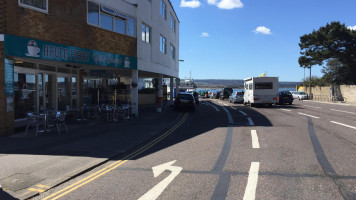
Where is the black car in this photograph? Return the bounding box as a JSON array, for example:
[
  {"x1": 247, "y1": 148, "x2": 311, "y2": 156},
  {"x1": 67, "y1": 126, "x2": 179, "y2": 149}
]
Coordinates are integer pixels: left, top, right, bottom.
[
  {"x1": 174, "y1": 92, "x2": 196, "y2": 111},
  {"x1": 219, "y1": 88, "x2": 233, "y2": 100},
  {"x1": 278, "y1": 91, "x2": 293, "y2": 105}
]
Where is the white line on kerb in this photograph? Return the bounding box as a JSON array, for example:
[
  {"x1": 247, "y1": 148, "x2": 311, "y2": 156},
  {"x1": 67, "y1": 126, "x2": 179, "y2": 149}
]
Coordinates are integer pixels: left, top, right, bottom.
[
  {"x1": 298, "y1": 112, "x2": 320, "y2": 119},
  {"x1": 330, "y1": 109, "x2": 356, "y2": 115},
  {"x1": 239, "y1": 110, "x2": 247, "y2": 116},
  {"x1": 243, "y1": 162, "x2": 260, "y2": 200},
  {"x1": 281, "y1": 108, "x2": 291, "y2": 112},
  {"x1": 330, "y1": 121, "x2": 356, "y2": 130},
  {"x1": 247, "y1": 117, "x2": 254, "y2": 126},
  {"x1": 251, "y1": 130, "x2": 260, "y2": 149},
  {"x1": 223, "y1": 103, "x2": 229, "y2": 106},
  {"x1": 304, "y1": 105, "x2": 322, "y2": 109}
]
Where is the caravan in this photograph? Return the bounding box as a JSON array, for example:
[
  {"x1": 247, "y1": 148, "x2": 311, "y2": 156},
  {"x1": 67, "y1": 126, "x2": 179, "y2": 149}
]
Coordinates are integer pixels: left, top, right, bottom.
[{"x1": 243, "y1": 77, "x2": 279, "y2": 107}]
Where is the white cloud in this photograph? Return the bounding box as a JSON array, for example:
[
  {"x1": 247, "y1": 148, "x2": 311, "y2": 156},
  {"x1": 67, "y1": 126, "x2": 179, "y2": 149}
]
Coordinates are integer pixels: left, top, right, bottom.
[
  {"x1": 347, "y1": 25, "x2": 356, "y2": 31},
  {"x1": 207, "y1": 0, "x2": 243, "y2": 9},
  {"x1": 180, "y1": 0, "x2": 201, "y2": 8},
  {"x1": 201, "y1": 32, "x2": 209, "y2": 37},
  {"x1": 253, "y1": 26, "x2": 272, "y2": 35}
]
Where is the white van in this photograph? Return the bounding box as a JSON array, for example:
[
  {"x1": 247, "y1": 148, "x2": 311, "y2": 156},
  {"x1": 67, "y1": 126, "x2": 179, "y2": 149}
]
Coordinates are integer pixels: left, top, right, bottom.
[{"x1": 243, "y1": 77, "x2": 279, "y2": 107}]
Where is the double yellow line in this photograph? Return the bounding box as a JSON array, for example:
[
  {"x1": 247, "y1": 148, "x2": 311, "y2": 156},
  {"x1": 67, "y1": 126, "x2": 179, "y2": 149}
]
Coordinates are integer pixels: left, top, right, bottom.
[{"x1": 42, "y1": 113, "x2": 188, "y2": 200}]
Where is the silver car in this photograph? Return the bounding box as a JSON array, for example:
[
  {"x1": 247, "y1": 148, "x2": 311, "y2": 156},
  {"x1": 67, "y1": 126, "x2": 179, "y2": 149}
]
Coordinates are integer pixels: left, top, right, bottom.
[
  {"x1": 291, "y1": 91, "x2": 307, "y2": 100},
  {"x1": 229, "y1": 91, "x2": 244, "y2": 103}
]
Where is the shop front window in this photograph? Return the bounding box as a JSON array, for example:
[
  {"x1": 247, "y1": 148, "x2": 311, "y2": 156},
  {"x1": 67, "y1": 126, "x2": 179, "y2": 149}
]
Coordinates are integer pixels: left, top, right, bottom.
[
  {"x1": 58, "y1": 77, "x2": 71, "y2": 111},
  {"x1": 72, "y1": 77, "x2": 77, "y2": 108},
  {"x1": 14, "y1": 73, "x2": 37, "y2": 119}
]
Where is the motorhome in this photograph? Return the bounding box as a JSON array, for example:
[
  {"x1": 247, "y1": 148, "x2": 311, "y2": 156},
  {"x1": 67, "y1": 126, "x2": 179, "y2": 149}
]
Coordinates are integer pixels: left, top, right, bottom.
[{"x1": 243, "y1": 77, "x2": 279, "y2": 107}]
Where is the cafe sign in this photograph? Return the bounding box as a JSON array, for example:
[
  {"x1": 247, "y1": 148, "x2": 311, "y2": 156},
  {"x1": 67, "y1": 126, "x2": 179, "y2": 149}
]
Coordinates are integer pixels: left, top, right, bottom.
[{"x1": 4, "y1": 34, "x2": 137, "y2": 69}]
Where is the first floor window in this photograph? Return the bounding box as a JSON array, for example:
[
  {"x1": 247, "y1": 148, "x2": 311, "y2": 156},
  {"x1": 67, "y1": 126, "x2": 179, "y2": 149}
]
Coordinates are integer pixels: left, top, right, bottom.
[
  {"x1": 115, "y1": 18, "x2": 126, "y2": 34},
  {"x1": 160, "y1": 35, "x2": 166, "y2": 54},
  {"x1": 101, "y1": 13, "x2": 113, "y2": 31},
  {"x1": 88, "y1": 1, "x2": 99, "y2": 25},
  {"x1": 170, "y1": 44, "x2": 175, "y2": 59},
  {"x1": 142, "y1": 24, "x2": 150, "y2": 43},
  {"x1": 19, "y1": 0, "x2": 48, "y2": 12}
]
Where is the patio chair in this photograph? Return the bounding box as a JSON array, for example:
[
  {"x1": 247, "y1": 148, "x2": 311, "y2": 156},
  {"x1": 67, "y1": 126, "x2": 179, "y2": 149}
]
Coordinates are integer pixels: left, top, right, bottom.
[
  {"x1": 56, "y1": 112, "x2": 69, "y2": 135},
  {"x1": 25, "y1": 114, "x2": 45, "y2": 136}
]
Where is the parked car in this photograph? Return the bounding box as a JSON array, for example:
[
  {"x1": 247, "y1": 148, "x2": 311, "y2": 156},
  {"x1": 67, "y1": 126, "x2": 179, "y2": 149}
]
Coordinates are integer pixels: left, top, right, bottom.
[
  {"x1": 174, "y1": 92, "x2": 196, "y2": 111},
  {"x1": 229, "y1": 91, "x2": 244, "y2": 104},
  {"x1": 278, "y1": 91, "x2": 293, "y2": 105},
  {"x1": 188, "y1": 91, "x2": 199, "y2": 104},
  {"x1": 295, "y1": 92, "x2": 308, "y2": 100},
  {"x1": 290, "y1": 91, "x2": 299, "y2": 99},
  {"x1": 219, "y1": 88, "x2": 233, "y2": 100}
]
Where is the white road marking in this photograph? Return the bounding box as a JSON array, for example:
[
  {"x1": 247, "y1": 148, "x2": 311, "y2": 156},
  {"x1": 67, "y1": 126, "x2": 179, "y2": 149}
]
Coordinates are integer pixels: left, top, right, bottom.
[
  {"x1": 239, "y1": 110, "x2": 247, "y2": 116},
  {"x1": 230, "y1": 106, "x2": 237, "y2": 110},
  {"x1": 138, "y1": 160, "x2": 182, "y2": 200},
  {"x1": 330, "y1": 109, "x2": 356, "y2": 115},
  {"x1": 243, "y1": 162, "x2": 260, "y2": 200},
  {"x1": 298, "y1": 112, "x2": 320, "y2": 119},
  {"x1": 304, "y1": 105, "x2": 321, "y2": 109},
  {"x1": 206, "y1": 102, "x2": 220, "y2": 112},
  {"x1": 247, "y1": 117, "x2": 254, "y2": 126},
  {"x1": 221, "y1": 106, "x2": 234, "y2": 124},
  {"x1": 251, "y1": 130, "x2": 260, "y2": 149},
  {"x1": 281, "y1": 108, "x2": 291, "y2": 112},
  {"x1": 330, "y1": 121, "x2": 356, "y2": 130}
]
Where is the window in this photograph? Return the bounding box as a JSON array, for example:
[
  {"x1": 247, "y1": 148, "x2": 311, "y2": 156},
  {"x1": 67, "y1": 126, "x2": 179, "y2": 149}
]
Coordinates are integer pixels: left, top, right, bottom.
[
  {"x1": 127, "y1": 17, "x2": 136, "y2": 37},
  {"x1": 170, "y1": 44, "x2": 175, "y2": 59},
  {"x1": 88, "y1": 1, "x2": 99, "y2": 25},
  {"x1": 101, "y1": 13, "x2": 113, "y2": 31},
  {"x1": 160, "y1": 35, "x2": 166, "y2": 54},
  {"x1": 160, "y1": 0, "x2": 166, "y2": 19},
  {"x1": 170, "y1": 14, "x2": 175, "y2": 31},
  {"x1": 255, "y1": 82, "x2": 273, "y2": 89},
  {"x1": 87, "y1": 1, "x2": 136, "y2": 37},
  {"x1": 248, "y1": 83, "x2": 253, "y2": 90},
  {"x1": 19, "y1": 0, "x2": 48, "y2": 13},
  {"x1": 115, "y1": 18, "x2": 126, "y2": 34},
  {"x1": 142, "y1": 23, "x2": 150, "y2": 43}
]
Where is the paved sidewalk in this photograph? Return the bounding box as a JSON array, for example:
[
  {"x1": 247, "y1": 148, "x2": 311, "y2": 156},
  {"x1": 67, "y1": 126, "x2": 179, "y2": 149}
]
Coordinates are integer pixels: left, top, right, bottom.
[
  {"x1": 303, "y1": 100, "x2": 356, "y2": 107},
  {"x1": 0, "y1": 103, "x2": 183, "y2": 200}
]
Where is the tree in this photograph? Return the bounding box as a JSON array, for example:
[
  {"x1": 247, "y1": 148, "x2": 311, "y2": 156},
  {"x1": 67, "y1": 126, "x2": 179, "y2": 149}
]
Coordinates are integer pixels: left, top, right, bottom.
[{"x1": 298, "y1": 22, "x2": 356, "y2": 84}]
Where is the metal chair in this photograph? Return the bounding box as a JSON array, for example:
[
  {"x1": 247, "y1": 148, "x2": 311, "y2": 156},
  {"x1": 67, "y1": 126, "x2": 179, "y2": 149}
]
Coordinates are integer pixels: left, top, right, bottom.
[
  {"x1": 56, "y1": 112, "x2": 68, "y2": 134},
  {"x1": 25, "y1": 114, "x2": 45, "y2": 136}
]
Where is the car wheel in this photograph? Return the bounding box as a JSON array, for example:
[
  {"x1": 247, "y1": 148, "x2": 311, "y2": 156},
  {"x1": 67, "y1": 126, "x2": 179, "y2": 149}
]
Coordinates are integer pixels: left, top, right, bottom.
[{"x1": 298, "y1": 97, "x2": 300, "y2": 100}]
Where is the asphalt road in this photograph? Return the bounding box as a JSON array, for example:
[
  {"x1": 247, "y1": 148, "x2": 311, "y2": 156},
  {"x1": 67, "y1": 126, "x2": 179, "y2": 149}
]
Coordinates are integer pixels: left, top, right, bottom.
[{"x1": 33, "y1": 99, "x2": 356, "y2": 200}]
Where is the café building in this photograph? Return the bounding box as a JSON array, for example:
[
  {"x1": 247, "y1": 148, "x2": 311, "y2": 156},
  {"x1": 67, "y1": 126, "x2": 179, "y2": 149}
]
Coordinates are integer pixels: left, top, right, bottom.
[
  {"x1": 0, "y1": 0, "x2": 180, "y2": 136},
  {"x1": 0, "y1": 0, "x2": 139, "y2": 135}
]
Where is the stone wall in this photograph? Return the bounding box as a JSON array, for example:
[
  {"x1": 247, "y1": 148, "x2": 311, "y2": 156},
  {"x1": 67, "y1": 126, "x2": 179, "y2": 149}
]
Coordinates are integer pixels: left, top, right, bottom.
[{"x1": 304, "y1": 85, "x2": 356, "y2": 103}]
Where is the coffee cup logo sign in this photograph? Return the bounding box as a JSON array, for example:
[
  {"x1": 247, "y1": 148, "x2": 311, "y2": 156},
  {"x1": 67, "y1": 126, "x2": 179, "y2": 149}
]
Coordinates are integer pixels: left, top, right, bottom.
[
  {"x1": 124, "y1": 56, "x2": 131, "y2": 68},
  {"x1": 25, "y1": 40, "x2": 40, "y2": 57}
]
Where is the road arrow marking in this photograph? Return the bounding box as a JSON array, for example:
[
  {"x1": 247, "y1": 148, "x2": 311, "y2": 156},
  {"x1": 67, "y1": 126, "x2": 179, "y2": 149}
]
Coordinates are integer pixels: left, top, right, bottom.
[{"x1": 138, "y1": 160, "x2": 182, "y2": 200}]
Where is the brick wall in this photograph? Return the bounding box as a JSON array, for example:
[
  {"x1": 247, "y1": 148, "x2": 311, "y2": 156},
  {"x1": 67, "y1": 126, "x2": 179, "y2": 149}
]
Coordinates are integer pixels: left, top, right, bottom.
[
  {"x1": 0, "y1": 0, "x2": 5, "y2": 33},
  {"x1": 0, "y1": 42, "x2": 15, "y2": 136},
  {"x1": 3, "y1": 0, "x2": 136, "y2": 57}
]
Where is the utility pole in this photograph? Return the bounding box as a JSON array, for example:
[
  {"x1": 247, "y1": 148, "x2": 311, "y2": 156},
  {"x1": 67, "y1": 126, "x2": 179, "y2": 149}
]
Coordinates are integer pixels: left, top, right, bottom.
[{"x1": 309, "y1": 65, "x2": 312, "y2": 99}]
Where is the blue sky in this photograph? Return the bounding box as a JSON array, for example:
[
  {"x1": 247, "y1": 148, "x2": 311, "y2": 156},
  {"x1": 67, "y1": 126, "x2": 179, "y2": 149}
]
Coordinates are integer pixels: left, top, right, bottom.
[{"x1": 170, "y1": 0, "x2": 356, "y2": 81}]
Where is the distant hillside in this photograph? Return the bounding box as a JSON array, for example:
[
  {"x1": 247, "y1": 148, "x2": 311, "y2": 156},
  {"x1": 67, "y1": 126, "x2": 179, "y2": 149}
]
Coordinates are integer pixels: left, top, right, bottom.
[{"x1": 193, "y1": 79, "x2": 300, "y2": 88}]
